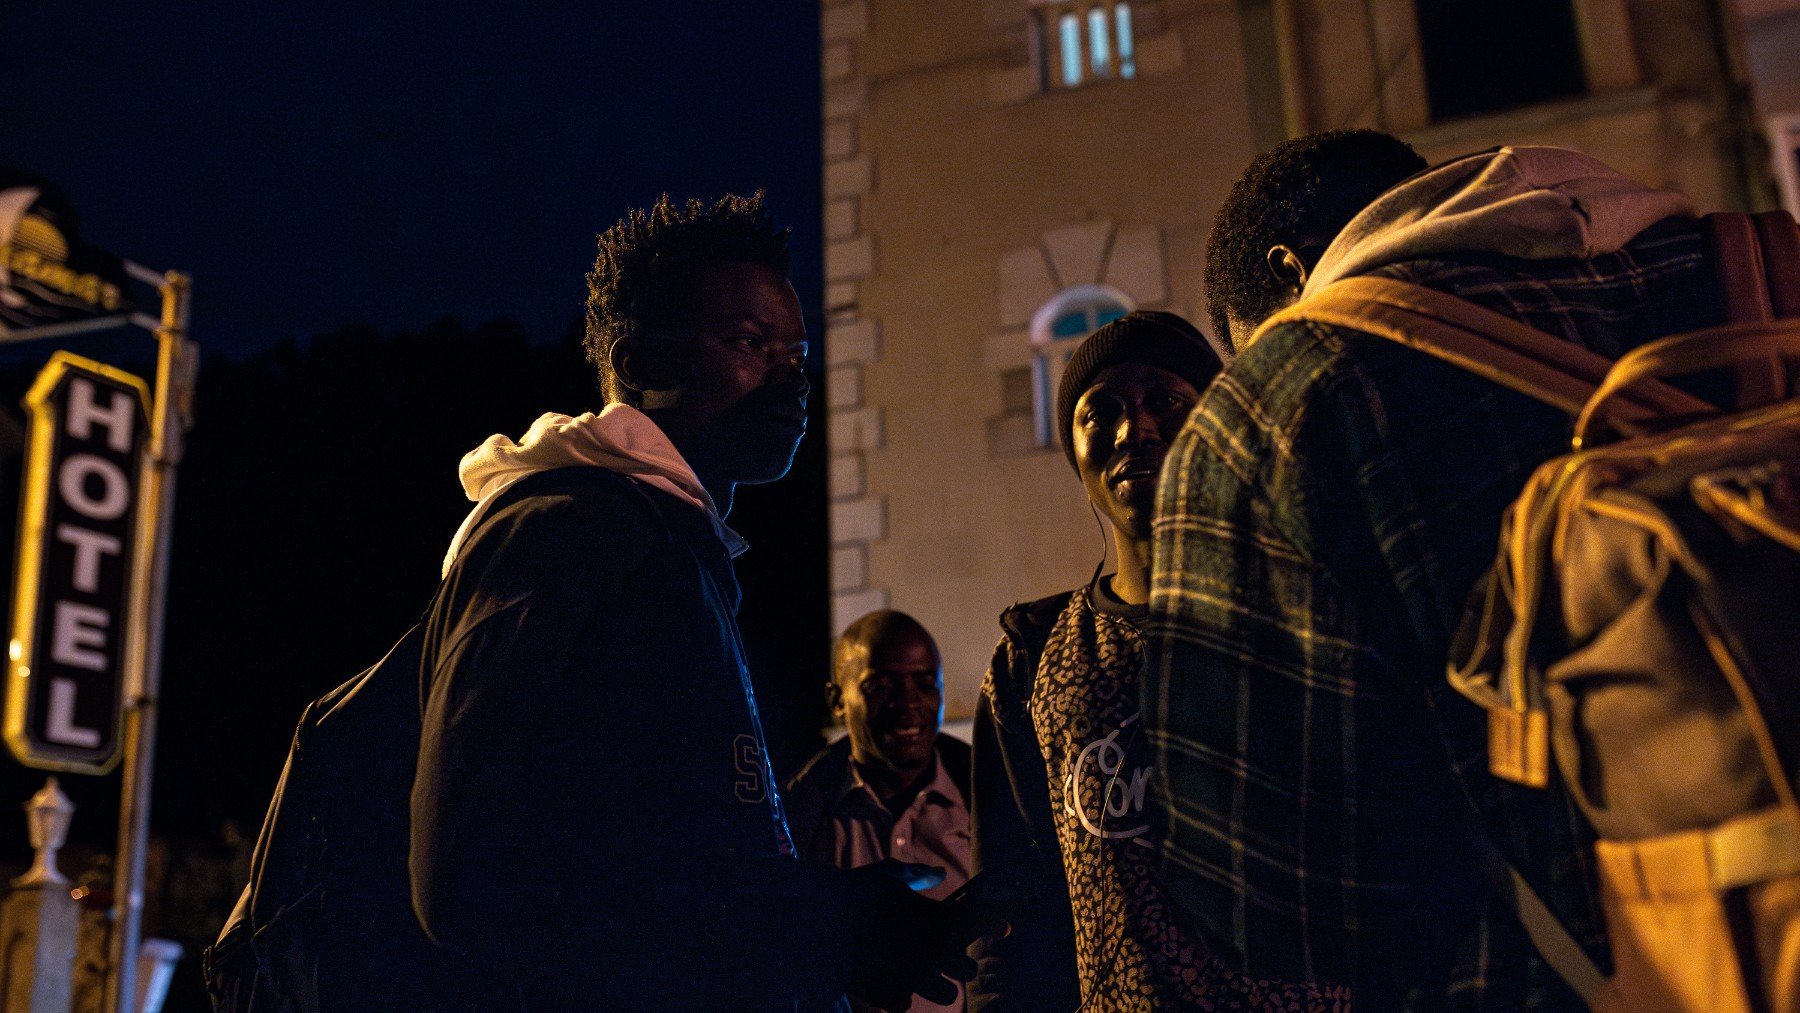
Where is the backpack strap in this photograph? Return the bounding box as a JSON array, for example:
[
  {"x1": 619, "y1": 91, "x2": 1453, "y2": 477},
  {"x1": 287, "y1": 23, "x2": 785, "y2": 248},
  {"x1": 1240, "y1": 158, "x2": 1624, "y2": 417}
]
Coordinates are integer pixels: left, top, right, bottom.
[
  {"x1": 1575, "y1": 320, "x2": 1800, "y2": 446},
  {"x1": 1468, "y1": 828, "x2": 1609, "y2": 1006},
  {"x1": 1255, "y1": 276, "x2": 1714, "y2": 431},
  {"x1": 1756, "y1": 211, "x2": 1800, "y2": 318},
  {"x1": 1702, "y1": 211, "x2": 1800, "y2": 404}
]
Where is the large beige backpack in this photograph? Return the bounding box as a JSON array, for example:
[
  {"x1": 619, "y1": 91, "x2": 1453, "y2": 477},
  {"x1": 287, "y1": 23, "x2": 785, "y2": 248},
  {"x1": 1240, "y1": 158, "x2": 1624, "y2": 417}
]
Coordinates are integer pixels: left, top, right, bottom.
[{"x1": 1263, "y1": 211, "x2": 1800, "y2": 1011}]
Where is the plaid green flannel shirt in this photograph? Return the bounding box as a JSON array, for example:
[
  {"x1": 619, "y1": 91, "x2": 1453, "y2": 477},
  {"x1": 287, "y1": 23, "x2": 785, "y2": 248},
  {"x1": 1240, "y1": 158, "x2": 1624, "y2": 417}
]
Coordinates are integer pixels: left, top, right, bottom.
[{"x1": 1144, "y1": 219, "x2": 1719, "y2": 1009}]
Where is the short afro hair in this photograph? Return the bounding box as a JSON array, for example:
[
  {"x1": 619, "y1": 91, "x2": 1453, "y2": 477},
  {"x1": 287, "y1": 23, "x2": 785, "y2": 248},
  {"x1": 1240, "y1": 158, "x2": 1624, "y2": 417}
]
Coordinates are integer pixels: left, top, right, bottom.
[
  {"x1": 832, "y1": 610, "x2": 937, "y2": 690},
  {"x1": 584, "y1": 192, "x2": 791, "y2": 406},
  {"x1": 1203, "y1": 129, "x2": 1426, "y2": 346}
]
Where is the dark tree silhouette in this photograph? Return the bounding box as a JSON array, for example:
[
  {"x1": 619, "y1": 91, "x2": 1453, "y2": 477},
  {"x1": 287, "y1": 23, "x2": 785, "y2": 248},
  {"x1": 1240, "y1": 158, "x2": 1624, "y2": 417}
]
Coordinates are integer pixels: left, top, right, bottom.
[{"x1": 0, "y1": 317, "x2": 830, "y2": 1010}]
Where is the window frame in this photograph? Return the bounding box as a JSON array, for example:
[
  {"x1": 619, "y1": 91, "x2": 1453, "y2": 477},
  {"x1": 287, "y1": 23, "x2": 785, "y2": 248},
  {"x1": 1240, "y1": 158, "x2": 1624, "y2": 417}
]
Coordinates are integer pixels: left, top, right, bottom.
[
  {"x1": 1413, "y1": 0, "x2": 1586, "y2": 122},
  {"x1": 1036, "y1": 1, "x2": 1137, "y2": 92},
  {"x1": 1027, "y1": 284, "x2": 1135, "y2": 447},
  {"x1": 1772, "y1": 113, "x2": 1800, "y2": 219},
  {"x1": 1268, "y1": 0, "x2": 1641, "y2": 138}
]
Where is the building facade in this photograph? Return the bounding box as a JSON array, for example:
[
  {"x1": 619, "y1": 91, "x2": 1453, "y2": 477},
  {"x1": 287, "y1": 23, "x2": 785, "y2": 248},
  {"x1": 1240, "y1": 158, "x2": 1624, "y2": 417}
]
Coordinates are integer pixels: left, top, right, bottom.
[
  {"x1": 821, "y1": 0, "x2": 1774, "y2": 720},
  {"x1": 1741, "y1": 0, "x2": 1800, "y2": 212}
]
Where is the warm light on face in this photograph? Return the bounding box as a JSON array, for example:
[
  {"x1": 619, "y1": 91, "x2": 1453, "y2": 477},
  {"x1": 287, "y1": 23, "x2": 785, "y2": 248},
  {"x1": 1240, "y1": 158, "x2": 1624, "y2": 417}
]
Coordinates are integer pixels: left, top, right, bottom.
[
  {"x1": 1072, "y1": 363, "x2": 1201, "y2": 539},
  {"x1": 838, "y1": 632, "x2": 942, "y2": 778}
]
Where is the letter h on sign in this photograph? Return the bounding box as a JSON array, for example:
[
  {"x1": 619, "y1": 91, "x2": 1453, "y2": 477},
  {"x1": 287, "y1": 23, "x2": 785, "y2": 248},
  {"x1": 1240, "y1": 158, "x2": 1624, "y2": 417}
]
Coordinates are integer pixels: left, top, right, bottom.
[{"x1": 5, "y1": 353, "x2": 150, "y2": 773}]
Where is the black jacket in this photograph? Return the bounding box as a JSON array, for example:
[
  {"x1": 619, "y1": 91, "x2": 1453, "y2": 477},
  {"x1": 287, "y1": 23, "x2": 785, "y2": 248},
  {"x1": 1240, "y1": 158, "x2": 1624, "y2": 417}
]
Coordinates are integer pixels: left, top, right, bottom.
[
  {"x1": 967, "y1": 591, "x2": 1081, "y2": 1012},
  {"x1": 412, "y1": 465, "x2": 851, "y2": 1009}
]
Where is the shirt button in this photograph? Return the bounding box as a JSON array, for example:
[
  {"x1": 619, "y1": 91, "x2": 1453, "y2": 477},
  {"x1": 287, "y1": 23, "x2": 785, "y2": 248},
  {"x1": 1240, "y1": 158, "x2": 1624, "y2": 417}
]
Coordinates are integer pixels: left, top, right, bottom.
[{"x1": 895, "y1": 836, "x2": 907, "y2": 846}]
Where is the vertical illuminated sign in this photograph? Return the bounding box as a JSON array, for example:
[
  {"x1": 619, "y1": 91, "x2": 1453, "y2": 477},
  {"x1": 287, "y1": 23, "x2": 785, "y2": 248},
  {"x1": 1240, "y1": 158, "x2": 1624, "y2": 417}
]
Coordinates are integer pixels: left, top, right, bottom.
[{"x1": 5, "y1": 353, "x2": 151, "y2": 773}]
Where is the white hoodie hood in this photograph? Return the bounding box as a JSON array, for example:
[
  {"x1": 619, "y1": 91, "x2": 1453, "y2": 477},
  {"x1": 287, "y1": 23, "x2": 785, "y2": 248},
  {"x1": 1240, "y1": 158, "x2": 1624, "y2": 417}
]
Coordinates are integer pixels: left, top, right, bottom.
[
  {"x1": 442, "y1": 404, "x2": 745, "y2": 576},
  {"x1": 1304, "y1": 146, "x2": 1694, "y2": 295}
]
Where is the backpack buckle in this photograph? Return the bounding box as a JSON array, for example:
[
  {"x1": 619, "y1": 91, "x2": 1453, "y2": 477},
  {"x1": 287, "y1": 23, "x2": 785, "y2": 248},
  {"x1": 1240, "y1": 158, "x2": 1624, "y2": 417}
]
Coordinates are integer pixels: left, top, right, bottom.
[{"x1": 1488, "y1": 707, "x2": 1551, "y2": 789}]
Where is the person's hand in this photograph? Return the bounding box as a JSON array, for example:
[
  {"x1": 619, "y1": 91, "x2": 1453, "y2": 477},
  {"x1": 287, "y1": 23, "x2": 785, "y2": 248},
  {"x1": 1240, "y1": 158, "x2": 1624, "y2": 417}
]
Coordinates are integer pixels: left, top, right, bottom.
[{"x1": 842, "y1": 861, "x2": 977, "y2": 1012}]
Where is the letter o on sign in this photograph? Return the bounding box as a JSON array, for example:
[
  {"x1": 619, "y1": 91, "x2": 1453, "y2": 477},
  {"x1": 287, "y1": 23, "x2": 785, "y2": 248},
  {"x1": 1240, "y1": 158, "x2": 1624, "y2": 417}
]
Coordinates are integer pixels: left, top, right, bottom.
[{"x1": 58, "y1": 455, "x2": 130, "y2": 521}]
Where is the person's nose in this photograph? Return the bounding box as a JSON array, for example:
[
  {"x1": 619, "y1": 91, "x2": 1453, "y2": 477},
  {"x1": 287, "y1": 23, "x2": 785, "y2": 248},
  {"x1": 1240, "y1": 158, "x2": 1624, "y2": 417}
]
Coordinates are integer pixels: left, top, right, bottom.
[
  {"x1": 1115, "y1": 403, "x2": 1163, "y2": 452},
  {"x1": 762, "y1": 351, "x2": 809, "y2": 399},
  {"x1": 765, "y1": 341, "x2": 810, "y2": 396},
  {"x1": 900, "y1": 678, "x2": 935, "y2": 711}
]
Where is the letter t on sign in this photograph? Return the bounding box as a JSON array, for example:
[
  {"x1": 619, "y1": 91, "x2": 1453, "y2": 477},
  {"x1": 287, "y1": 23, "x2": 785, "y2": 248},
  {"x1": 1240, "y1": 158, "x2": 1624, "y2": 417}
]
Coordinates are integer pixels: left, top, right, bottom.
[{"x1": 55, "y1": 525, "x2": 121, "y2": 594}]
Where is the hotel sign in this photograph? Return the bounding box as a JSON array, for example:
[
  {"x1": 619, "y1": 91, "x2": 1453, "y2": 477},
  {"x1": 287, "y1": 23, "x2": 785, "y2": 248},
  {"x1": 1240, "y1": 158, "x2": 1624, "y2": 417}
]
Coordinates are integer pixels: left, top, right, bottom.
[{"x1": 6, "y1": 353, "x2": 151, "y2": 773}]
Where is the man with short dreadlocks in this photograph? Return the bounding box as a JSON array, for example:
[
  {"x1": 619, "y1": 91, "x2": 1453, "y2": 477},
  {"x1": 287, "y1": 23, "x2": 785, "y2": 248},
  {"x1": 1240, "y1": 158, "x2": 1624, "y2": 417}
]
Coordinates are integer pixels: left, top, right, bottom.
[{"x1": 411, "y1": 194, "x2": 975, "y2": 1010}]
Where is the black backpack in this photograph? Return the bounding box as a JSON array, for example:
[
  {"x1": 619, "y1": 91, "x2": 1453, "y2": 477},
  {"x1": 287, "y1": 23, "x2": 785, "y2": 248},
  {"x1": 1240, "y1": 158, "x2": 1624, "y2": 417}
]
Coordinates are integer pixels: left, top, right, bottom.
[
  {"x1": 202, "y1": 471, "x2": 609, "y2": 1012},
  {"x1": 203, "y1": 623, "x2": 520, "y2": 1012}
]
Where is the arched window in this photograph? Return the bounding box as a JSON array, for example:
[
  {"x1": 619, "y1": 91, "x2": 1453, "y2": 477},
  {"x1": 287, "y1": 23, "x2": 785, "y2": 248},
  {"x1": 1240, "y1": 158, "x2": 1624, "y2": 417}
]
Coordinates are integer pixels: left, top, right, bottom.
[{"x1": 1028, "y1": 285, "x2": 1133, "y2": 446}]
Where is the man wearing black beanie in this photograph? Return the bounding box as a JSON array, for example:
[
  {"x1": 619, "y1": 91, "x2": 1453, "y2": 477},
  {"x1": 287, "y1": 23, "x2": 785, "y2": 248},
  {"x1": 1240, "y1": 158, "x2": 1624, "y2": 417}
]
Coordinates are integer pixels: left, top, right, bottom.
[
  {"x1": 1051, "y1": 310, "x2": 1227, "y2": 473},
  {"x1": 968, "y1": 312, "x2": 1348, "y2": 1010}
]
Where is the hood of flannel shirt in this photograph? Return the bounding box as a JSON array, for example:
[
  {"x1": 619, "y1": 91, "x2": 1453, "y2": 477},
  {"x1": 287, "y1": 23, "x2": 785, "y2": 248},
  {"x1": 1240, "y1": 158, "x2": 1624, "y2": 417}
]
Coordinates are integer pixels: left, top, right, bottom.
[{"x1": 1305, "y1": 145, "x2": 1694, "y2": 295}]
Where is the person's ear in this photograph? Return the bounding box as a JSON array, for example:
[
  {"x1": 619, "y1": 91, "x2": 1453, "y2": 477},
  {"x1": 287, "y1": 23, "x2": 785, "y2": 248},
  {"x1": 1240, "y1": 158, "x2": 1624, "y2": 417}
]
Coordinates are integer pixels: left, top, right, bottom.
[
  {"x1": 1266, "y1": 244, "x2": 1310, "y2": 293},
  {"x1": 825, "y1": 679, "x2": 845, "y2": 721},
  {"x1": 611, "y1": 333, "x2": 692, "y2": 394}
]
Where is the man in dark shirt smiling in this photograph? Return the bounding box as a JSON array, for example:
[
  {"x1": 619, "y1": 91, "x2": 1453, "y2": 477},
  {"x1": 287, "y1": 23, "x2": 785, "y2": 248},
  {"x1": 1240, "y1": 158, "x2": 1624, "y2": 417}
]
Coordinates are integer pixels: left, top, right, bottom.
[{"x1": 788, "y1": 610, "x2": 974, "y2": 1013}]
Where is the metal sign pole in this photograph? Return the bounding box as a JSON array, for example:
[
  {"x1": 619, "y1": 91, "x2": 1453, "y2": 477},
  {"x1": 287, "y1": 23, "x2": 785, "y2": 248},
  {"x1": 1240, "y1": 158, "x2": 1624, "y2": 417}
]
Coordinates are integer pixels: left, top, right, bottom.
[{"x1": 107, "y1": 272, "x2": 193, "y2": 1013}]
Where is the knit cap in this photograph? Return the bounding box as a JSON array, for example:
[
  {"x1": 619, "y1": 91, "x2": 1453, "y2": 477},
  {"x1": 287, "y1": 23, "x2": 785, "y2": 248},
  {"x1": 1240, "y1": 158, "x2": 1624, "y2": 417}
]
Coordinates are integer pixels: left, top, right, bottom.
[{"x1": 1055, "y1": 310, "x2": 1224, "y2": 469}]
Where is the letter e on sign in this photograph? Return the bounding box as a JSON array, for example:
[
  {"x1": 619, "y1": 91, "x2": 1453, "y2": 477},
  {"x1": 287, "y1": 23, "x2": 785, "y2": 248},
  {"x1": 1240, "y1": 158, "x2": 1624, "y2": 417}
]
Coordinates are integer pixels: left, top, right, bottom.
[{"x1": 5, "y1": 354, "x2": 150, "y2": 773}]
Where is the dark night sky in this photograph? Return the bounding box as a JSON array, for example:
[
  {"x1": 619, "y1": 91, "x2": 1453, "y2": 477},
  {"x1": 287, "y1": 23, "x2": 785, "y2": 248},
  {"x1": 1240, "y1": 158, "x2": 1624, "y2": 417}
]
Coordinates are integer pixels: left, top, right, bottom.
[
  {"x1": 0, "y1": 1, "x2": 824, "y2": 352},
  {"x1": 0, "y1": 8, "x2": 830, "y2": 992}
]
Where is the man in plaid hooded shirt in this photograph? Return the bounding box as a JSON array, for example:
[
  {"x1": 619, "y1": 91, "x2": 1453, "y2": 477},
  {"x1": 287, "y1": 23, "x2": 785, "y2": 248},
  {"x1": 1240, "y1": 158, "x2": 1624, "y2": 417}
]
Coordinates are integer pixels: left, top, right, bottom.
[{"x1": 1145, "y1": 130, "x2": 1716, "y2": 1008}]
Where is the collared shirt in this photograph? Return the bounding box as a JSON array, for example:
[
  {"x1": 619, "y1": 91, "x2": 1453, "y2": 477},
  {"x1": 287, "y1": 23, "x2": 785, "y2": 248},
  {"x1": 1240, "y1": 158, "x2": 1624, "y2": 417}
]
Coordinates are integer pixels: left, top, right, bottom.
[
  {"x1": 806, "y1": 744, "x2": 973, "y2": 1013},
  {"x1": 821, "y1": 750, "x2": 974, "y2": 903},
  {"x1": 1145, "y1": 219, "x2": 1716, "y2": 1009}
]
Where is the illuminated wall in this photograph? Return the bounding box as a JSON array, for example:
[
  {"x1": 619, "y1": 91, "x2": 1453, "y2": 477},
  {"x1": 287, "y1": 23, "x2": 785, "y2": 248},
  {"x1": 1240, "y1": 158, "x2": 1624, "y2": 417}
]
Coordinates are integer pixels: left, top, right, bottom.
[
  {"x1": 822, "y1": 0, "x2": 1764, "y2": 721},
  {"x1": 1739, "y1": 0, "x2": 1800, "y2": 213}
]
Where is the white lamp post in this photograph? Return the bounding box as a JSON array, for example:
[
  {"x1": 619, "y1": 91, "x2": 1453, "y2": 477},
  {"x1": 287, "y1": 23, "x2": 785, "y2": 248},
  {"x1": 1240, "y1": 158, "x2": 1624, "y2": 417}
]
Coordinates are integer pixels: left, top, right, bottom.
[{"x1": 16, "y1": 776, "x2": 73, "y2": 888}]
